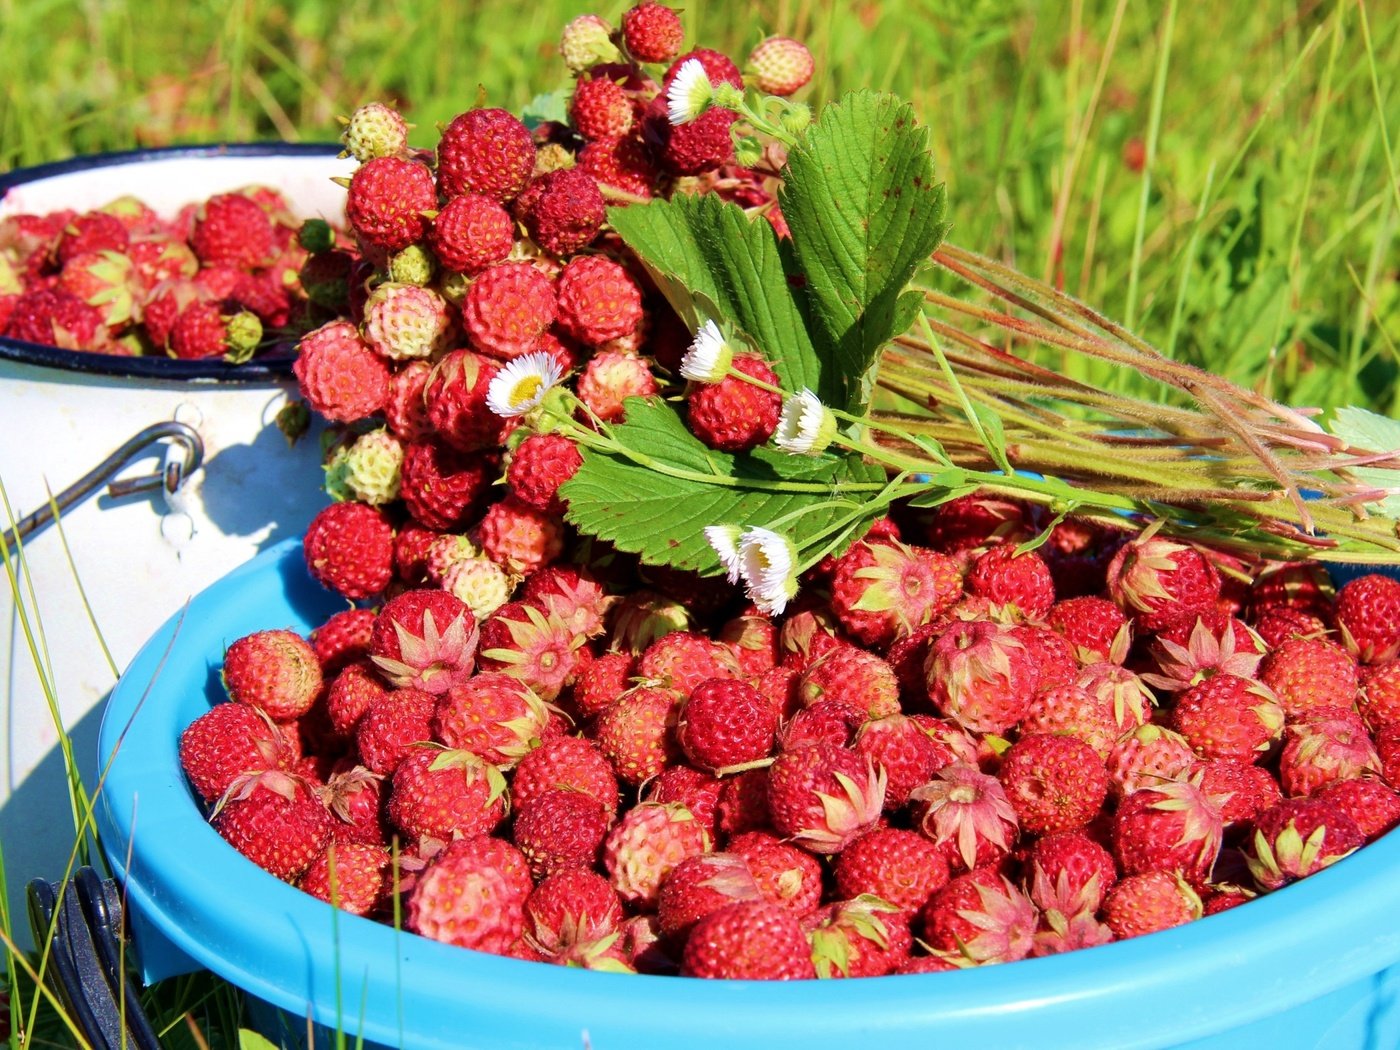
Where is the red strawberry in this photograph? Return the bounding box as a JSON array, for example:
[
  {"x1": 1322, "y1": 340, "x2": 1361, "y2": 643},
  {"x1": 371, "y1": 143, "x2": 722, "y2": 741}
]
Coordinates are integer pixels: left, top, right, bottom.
[
  {"x1": 1026, "y1": 830, "x2": 1117, "y2": 915},
  {"x1": 436, "y1": 108, "x2": 536, "y2": 203},
  {"x1": 1047, "y1": 596, "x2": 1129, "y2": 663},
  {"x1": 680, "y1": 901, "x2": 815, "y2": 980},
  {"x1": 168, "y1": 300, "x2": 263, "y2": 361},
  {"x1": 571, "y1": 650, "x2": 638, "y2": 718},
  {"x1": 399, "y1": 441, "x2": 492, "y2": 532},
  {"x1": 370, "y1": 590, "x2": 478, "y2": 693},
  {"x1": 656, "y1": 852, "x2": 763, "y2": 947},
  {"x1": 642, "y1": 765, "x2": 722, "y2": 838},
  {"x1": 966, "y1": 543, "x2": 1055, "y2": 619},
  {"x1": 463, "y1": 262, "x2": 558, "y2": 361},
  {"x1": 714, "y1": 768, "x2": 772, "y2": 837},
  {"x1": 303, "y1": 501, "x2": 395, "y2": 601},
  {"x1": 676, "y1": 677, "x2": 777, "y2": 773},
  {"x1": 727, "y1": 830, "x2": 823, "y2": 914},
  {"x1": 511, "y1": 734, "x2": 620, "y2": 822},
  {"x1": 407, "y1": 835, "x2": 533, "y2": 954},
  {"x1": 766, "y1": 743, "x2": 885, "y2": 854},
  {"x1": 833, "y1": 828, "x2": 950, "y2": 914},
  {"x1": 603, "y1": 801, "x2": 711, "y2": 907},
  {"x1": 1103, "y1": 871, "x2": 1201, "y2": 939},
  {"x1": 1019, "y1": 684, "x2": 1119, "y2": 758},
  {"x1": 386, "y1": 747, "x2": 507, "y2": 842},
  {"x1": 555, "y1": 255, "x2": 644, "y2": 348},
  {"x1": 1076, "y1": 661, "x2": 1155, "y2": 735},
  {"x1": 594, "y1": 684, "x2": 682, "y2": 785},
  {"x1": 1111, "y1": 778, "x2": 1224, "y2": 887},
  {"x1": 852, "y1": 713, "x2": 948, "y2": 810},
  {"x1": 1170, "y1": 673, "x2": 1284, "y2": 763},
  {"x1": 925, "y1": 620, "x2": 1038, "y2": 735},
  {"x1": 685, "y1": 352, "x2": 782, "y2": 452},
  {"x1": 1258, "y1": 636, "x2": 1358, "y2": 715},
  {"x1": 294, "y1": 320, "x2": 391, "y2": 423},
  {"x1": 570, "y1": 73, "x2": 636, "y2": 141},
  {"x1": 1334, "y1": 574, "x2": 1400, "y2": 664},
  {"x1": 310, "y1": 608, "x2": 378, "y2": 675},
  {"x1": 1360, "y1": 661, "x2": 1400, "y2": 731},
  {"x1": 506, "y1": 433, "x2": 583, "y2": 516},
  {"x1": 805, "y1": 896, "x2": 912, "y2": 978},
  {"x1": 1105, "y1": 531, "x2": 1221, "y2": 631},
  {"x1": 191, "y1": 192, "x2": 278, "y2": 269},
  {"x1": 1313, "y1": 777, "x2": 1400, "y2": 841},
  {"x1": 298, "y1": 842, "x2": 391, "y2": 917},
  {"x1": 323, "y1": 661, "x2": 387, "y2": 738},
  {"x1": 1252, "y1": 606, "x2": 1329, "y2": 649},
  {"x1": 345, "y1": 156, "x2": 436, "y2": 251},
  {"x1": 1197, "y1": 759, "x2": 1282, "y2": 831},
  {"x1": 920, "y1": 868, "x2": 1038, "y2": 965},
  {"x1": 909, "y1": 762, "x2": 1019, "y2": 874},
  {"x1": 512, "y1": 788, "x2": 611, "y2": 879},
  {"x1": 424, "y1": 349, "x2": 509, "y2": 452},
  {"x1": 55, "y1": 210, "x2": 129, "y2": 266},
  {"x1": 622, "y1": 3, "x2": 685, "y2": 63},
  {"x1": 476, "y1": 600, "x2": 583, "y2": 701},
  {"x1": 579, "y1": 134, "x2": 659, "y2": 199},
  {"x1": 828, "y1": 538, "x2": 963, "y2": 651},
  {"x1": 1277, "y1": 705, "x2": 1380, "y2": 797},
  {"x1": 1244, "y1": 798, "x2": 1363, "y2": 891},
  {"x1": 318, "y1": 762, "x2": 389, "y2": 846},
  {"x1": 637, "y1": 631, "x2": 739, "y2": 697},
  {"x1": 430, "y1": 193, "x2": 514, "y2": 275},
  {"x1": 1105, "y1": 723, "x2": 1199, "y2": 798},
  {"x1": 354, "y1": 688, "x2": 437, "y2": 776},
  {"x1": 222, "y1": 629, "x2": 322, "y2": 722},
  {"x1": 435, "y1": 672, "x2": 554, "y2": 768},
  {"x1": 799, "y1": 645, "x2": 900, "y2": 720},
  {"x1": 212, "y1": 769, "x2": 333, "y2": 882},
  {"x1": 997, "y1": 733, "x2": 1108, "y2": 835},
  {"x1": 180, "y1": 702, "x2": 292, "y2": 804}
]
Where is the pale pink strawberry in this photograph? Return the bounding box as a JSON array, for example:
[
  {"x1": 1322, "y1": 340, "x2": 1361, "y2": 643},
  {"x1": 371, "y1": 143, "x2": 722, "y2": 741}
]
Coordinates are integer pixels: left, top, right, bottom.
[
  {"x1": 476, "y1": 600, "x2": 585, "y2": 701},
  {"x1": 369, "y1": 590, "x2": 478, "y2": 693},
  {"x1": 1244, "y1": 798, "x2": 1364, "y2": 891},
  {"x1": 764, "y1": 743, "x2": 885, "y2": 854},
  {"x1": 806, "y1": 896, "x2": 913, "y2": 978},
  {"x1": 211, "y1": 769, "x2": 333, "y2": 882},
  {"x1": 1112, "y1": 777, "x2": 1224, "y2": 887},
  {"x1": 1076, "y1": 661, "x2": 1155, "y2": 734},
  {"x1": 575, "y1": 349, "x2": 658, "y2": 422},
  {"x1": 920, "y1": 868, "x2": 1038, "y2": 965},
  {"x1": 408, "y1": 835, "x2": 533, "y2": 954},
  {"x1": 386, "y1": 746, "x2": 508, "y2": 842},
  {"x1": 1019, "y1": 684, "x2": 1119, "y2": 757},
  {"x1": 908, "y1": 763, "x2": 1019, "y2": 874},
  {"x1": 997, "y1": 734, "x2": 1109, "y2": 835},
  {"x1": 475, "y1": 498, "x2": 564, "y2": 576},
  {"x1": 604, "y1": 801, "x2": 712, "y2": 907},
  {"x1": 1314, "y1": 777, "x2": 1400, "y2": 840},
  {"x1": 1103, "y1": 871, "x2": 1201, "y2": 939},
  {"x1": 1170, "y1": 673, "x2": 1285, "y2": 763},
  {"x1": 966, "y1": 543, "x2": 1055, "y2": 619},
  {"x1": 925, "y1": 620, "x2": 1038, "y2": 735},
  {"x1": 594, "y1": 684, "x2": 682, "y2": 785},
  {"x1": 1105, "y1": 531, "x2": 1222, "y2": 631},
  {"x1": 833, "y1": 827, "x2": 950, "y2": 914},
  {"x1": 827, "y1": 538, "x2": 962, "y2": 649},
  {"x1": 1277, "y1": 705, "x2": 1380, "y2": 797},
  {"x1": 434, "y1": 672, "x2": 554, "y2": 769},
  {"x1": 1047, "y1": 596, "x2": 1130, "y2": 664},
  {"x1": 1259, "y1": 637, "x2": 1359, "y2": 716},
  {"x1": 511, "y1": 734, "x2": 620, "y2": 822},
  {"x1": 1335, "y1": 573, "x2": 1400, "y2": 664},
  {"x1": 1105, "y1": 723, "x2": 1199, "y2": 798}
]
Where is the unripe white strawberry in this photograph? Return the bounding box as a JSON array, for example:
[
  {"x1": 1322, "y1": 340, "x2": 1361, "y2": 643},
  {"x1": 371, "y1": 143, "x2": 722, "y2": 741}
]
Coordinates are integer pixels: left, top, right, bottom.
[{"x1": 747, "y1": 37, "x2": 814, "y2": 96}]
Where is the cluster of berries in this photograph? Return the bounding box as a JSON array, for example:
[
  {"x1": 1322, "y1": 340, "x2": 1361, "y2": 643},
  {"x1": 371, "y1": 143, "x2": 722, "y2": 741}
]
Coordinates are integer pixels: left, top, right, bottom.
[
  {"x1": 0, "y1": 186, "x2": 329, "y2": 360},
  {"x1": 179, "y1": 484, "x2": 1400, "y2": 979},
  {"x1": 289, "y1": 5, "x2": 814, "y2": 621}
]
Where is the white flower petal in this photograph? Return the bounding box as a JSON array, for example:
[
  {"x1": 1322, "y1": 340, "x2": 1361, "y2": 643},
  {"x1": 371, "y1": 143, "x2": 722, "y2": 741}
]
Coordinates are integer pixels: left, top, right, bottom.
[
  {"x1": 678, "y1": 319, "x2": 733, "y2": 383},
  {"x1": 486, "y1": 350, "x2": 565, "y2": 417},
  {"x1": 738, "y1": 526, "x2": 799, "y2": 616},
  {"x1": 703, "y1": 524, "x2": 744, "y2": 584},
  {"x1": 774, "y1": 388, "x2": 833, "y2": 455},
  {"x1": 666, "y1": 58, "x2": 713, "y2": 126}
]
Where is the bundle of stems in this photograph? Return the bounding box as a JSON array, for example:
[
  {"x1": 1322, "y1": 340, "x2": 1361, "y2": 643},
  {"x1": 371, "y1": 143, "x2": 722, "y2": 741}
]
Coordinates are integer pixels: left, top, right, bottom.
[{"x1": 869, "y1": 244, "x2": 1400, "y2": 563}]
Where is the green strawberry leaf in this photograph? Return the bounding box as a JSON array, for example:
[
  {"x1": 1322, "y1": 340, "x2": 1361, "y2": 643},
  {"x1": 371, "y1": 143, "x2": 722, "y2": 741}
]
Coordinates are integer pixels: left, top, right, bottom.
[
  {"x1": 520, "y1": 87, "x2": 570, "y2": 129},
  {"x1": 607, "y1": 194, "x2": 830, "y2": 402},
  {"x1": 1329, "y1": 406, "x2": 1400, "y2": 518},
  {"x1": 560, "y1": 397, "x2": 887, "y2": 575},
  {"x1": 779, "y1": 90, "x2": 951, "y2": 414}
]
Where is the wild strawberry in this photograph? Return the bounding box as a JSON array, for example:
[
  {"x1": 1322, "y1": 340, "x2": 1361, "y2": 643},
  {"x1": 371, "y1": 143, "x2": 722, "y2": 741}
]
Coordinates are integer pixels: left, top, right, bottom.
[
  {"x1": 1103, "y1": 871, "x2": 1201, "y2": 939},
  {"x1": 387, "y1": 746, "x2": 507, "y2": 842},
  {"x1": 1244, "y1": 798, "x2": 1364, "y2": 891},
  {"x1": 638, "y1": 631, "x2": 739, "y2": 697},
  {"x1": 511, "y1": 734, "x2": 620, "y2": 822},
  {"x1": 54, "y1": 210, "x2": 128, "y2": 266},
  {"x1": 622, "y1": 3, "x2": 684, "y2": 63},
  {"x1": 575, "y1": 349, "x2": 659, "y2": 422},
  {"x1": 180, "y1": 703, "x2": 292, "y2": 804},
  {"x1": 997, "y1": 734, "x2": 1108, "y2": 835},
  {"x1": 427, "y1": 193, "x2": 512, "y2": 275},
  {"x1": 381, "y1": 360, "x2": 435, "y2": 444},
  {"x1": 56, "y1": 249, "x2": 139, "y2": 332},
  {"x1": 354, "y1": 688, "x2": 437, "y2": 776},
  {"x1": 345, "y1": 156, "x2": 436, "y2": 251},
  {"x1": 579, "y1": 134, "x2": 658, "y2": 199},
  {"x1": 1105, "y1": 531, "x2": 1221, "y2": 631},
  {"x1": 341, "y1": 429, "x2": 406, "y2": 507},
  {"x1": 443, "y1": 557, "x2": 516, "y2": 621},
  {"x1": 675, "y1": 677, "x2": 777, "y2": 773},
  {"x1": 925, "y1": 620, "x2": 1038, "y2": 735},
  {"x1": 294, "y1": 320, "x2": 391, "y2": 423},
  {"x1": 642, "y1": 765, "x2": 722, "y2": 838},
  {"x1": 168, "y1": 300, "x2": 262, "y2": 361},
  {"x1": 833, "y1": 827, "x2": 950, "y2": 914},
  {"x1": 852, "y1": 713, "x2": 948, "y2": 810},
  {"x1": 1112, "y1": 777, "x2": 1224, "y2": 886},
  {"x1": 312, "y1": 604, "x2": 377, "y2": 672},
  {"x1": 780, "y1": 698, "x2": 863, "y2": 751},
  {"x1": 920, "y1": 868, "x2": 1038, "y2": 965},
  {"x1": 595, "y1": 684, "x2": 681, "y2": 785},
  {"x1": 663, "y1": 47, "x2": 744, "y2": 91},
  {"x1": 1314, "y1": 776, "x2": 1400, "y2": 840},
  {"x1": 212, "y1": 769, "x2": 333, "y2": 882},
  {"x1": 966, "y1": 544, "x2": 1055, "y2": 619},
  {"x1": 339, "y1": 101, "x2": 409, "y2": 162},
  {"x1": 726, "y1": 830, "x2": 822, "y2": 914},
  {"x1": 475, "y1": 498, "x2": 565, "y2": 576},
  {"x1": 1026, "y1": 830, "x2": 1117, "y2": 915},
  {"x1": 1019, "y1": 684, "x2": 1118, "y2": 757},
  {"x1": 299, "y1": 842, "x2": 391, "y2": 916},
  {"x1": 523, "y1": 868, "x2": 624, "y2": 960},
  {"x1": 1047, "y1": 597, "x2": 1129, "y2": 663},
  {"x1": 555, "y1": 255, "x2": 643, "y2": 348},
  {"x1": 222, "y1": 629, "x2": 322, "y2": 722},
  {"x1": 1253, "y1": 606, "x2": 1329, "y2": 649},
  {"x1": 1198, "y1": 759, "x2": 1281, "y2": 831},
  {"x1": 1144, "y1": 618, "x2": 1265, "y2": 693},
  {"x1": 681, "y1": 900, "x2": 815, "y2": 980},
  {"x1": 1170, "y1": 673, "x2": 1284, "y2": 763},
  {"x1": 604, "y1": 801, "x2": 711, "y2": 907},
  {"x1": 1249, "y1": 560, "x2": 1335, "y2": 617},
  {"x1": 570, "y1": 650, "x2": 637, "y2": 718},
  {"x1": 512, "y1": 788, "x2": 611, "y2": 879},
  {"x1": 909, "y1": 763, "x2": 1019, "y2": 874},
  {"x1": 806, "y1": 896, "x2": 913, "y2": 978},
  {"x1": 397, "y1": 443, "x2": 488, "y2": 532},
  {"x1": 370, "y1": 589, "x2": 478, "y2": 693},
  {"x1": 408, "y1": 835, "x2": 533, "y2": 954},
  {"x1": 794, "y1": 645, "x2": 898, "y2": 722},
  {"x1": 436, "y1": 108, "x2": 536, "y2": 203},
  {"x1": 460, "y1": 262, "x2": 555, "y2": 361},
  {"x1": 765, "y1": 742, "x2": 884, "y2": 854},
  {"x1": 919, "y1": 493, "x2": 1032, "y2": 556},
  {"x1": 1105, "y1": 723, "x2": 1199, "y2": 798},
  {"x1": 190, "y1": 192, "x2": 277, "y2": 269},
  {"x1": 434, "y1": 672, "x2": 554, "y2": 768},
  {"x1": 303, "y1": 501, "x2": 395, "y2": 601},
  {"x1": 361, "y1": 282, "x2": 453, "y2": 362},
  {"x1": 657, "y1": 852, "x2": 762, "y2": 947},
  {"x1": 1012, "y1": 623, "x2": 1078, "y2": 690},
  {"x1": 747, "y1": 36, "x2": 814, "y2": 96},
  {"x1": 685, "y1": 352, "x2": 782, "y2": 452},
  {"x1": 318, "y1": 761, "x2": 389, "y2": 846},
  {"x1": 520, "y1": 169, "x2": 606, "y2": 256},
  {"x1": 1335, "y1": 573, "x2": 1400, "y2": 664},
  {"x1": 570, "y1": 73, "x2": 635, "y2": 140},
  {"x1": 4, "y1": 287, "x2": 109, "y2": 350},
  {"x1": 505, "y1": 433, "x2": 583, "y2": 516},
  {"x1": 1277, "y1": 705, "x2": 1380, "y2": 797},
  {"x1": 1076, "y1": 661, "x2": 1155, "y2": 734},
  {"x1": 1359, "y1": 661, "x2": 1400, "y2": 731}
]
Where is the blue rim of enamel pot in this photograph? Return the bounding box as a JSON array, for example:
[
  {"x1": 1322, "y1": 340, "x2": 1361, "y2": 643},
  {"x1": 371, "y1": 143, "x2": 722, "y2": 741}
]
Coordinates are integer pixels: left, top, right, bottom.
[
  {"x1": 0, "y1": 142, "x2": 342, "y2": 383},
  {"x1": 95, "y1": 538, "x2": 1400, "y2": 1050}
]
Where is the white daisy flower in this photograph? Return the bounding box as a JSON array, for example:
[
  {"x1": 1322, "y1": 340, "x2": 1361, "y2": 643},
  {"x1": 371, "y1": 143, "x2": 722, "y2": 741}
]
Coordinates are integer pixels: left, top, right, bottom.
[
  {"x1": 678, "y1": 319, "x2": 734, "y2": 383},
  {"x1": 703, "y1": 524, "x2": 745, "y2": 584},
  {"x1": 486, "y1": 350, "x2": 565, "y2": 417},
  {"x1": 773, "y1": 389, "x2": 837, "y2": 455},
  {"x1": 738, "y1": 526, "x2": 800, "y2": 616},
  {"x1": 666, "y1": 58, "x2": 713, "y2": 126}
]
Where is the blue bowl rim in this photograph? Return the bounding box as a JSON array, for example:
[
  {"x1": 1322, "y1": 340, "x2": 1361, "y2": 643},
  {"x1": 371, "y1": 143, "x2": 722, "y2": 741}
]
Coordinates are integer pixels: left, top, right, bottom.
[
  {"x1": 0, "y1": 142, "x2": 342, "y2": 384},
  {"x1": 96, "y1": 539, "x2": 1400, "y2": 1050}
]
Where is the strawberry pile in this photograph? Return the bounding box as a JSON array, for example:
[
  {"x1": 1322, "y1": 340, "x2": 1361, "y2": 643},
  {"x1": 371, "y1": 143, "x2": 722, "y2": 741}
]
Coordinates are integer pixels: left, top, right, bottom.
[
  {"x1": 0, "y1": 185, "x2": 339, "y2": 360},
  {"x1": 182, "y1": 493, "x2": 1400, "y2": 978}
]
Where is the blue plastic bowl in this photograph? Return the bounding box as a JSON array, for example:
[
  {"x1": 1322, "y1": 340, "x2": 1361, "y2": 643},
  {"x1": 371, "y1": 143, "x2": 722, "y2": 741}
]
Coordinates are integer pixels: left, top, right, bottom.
[{"x1": 97, "y1": 539, "x2": 1400, "y2": 1050}]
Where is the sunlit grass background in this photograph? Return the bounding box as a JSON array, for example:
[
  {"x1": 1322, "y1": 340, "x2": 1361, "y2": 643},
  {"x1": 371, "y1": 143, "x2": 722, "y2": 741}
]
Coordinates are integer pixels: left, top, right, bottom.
[{"x1": 1, "y1": 0, "x2": 1397, "y2": 1045}]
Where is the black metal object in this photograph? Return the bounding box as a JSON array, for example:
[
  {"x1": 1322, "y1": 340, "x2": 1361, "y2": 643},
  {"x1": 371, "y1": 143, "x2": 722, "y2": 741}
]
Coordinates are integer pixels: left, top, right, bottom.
[{"x1": 26, "y1": 867, "x2": 162, "y2": 1050}]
